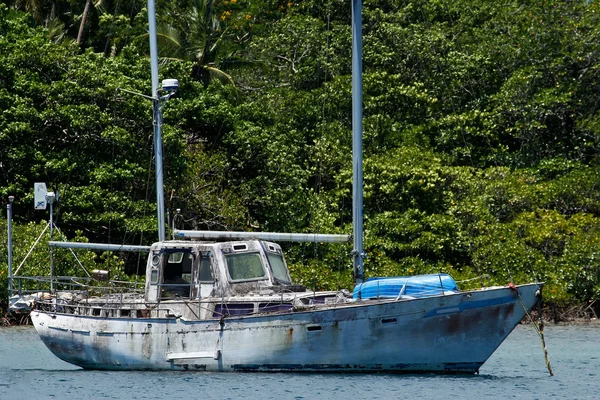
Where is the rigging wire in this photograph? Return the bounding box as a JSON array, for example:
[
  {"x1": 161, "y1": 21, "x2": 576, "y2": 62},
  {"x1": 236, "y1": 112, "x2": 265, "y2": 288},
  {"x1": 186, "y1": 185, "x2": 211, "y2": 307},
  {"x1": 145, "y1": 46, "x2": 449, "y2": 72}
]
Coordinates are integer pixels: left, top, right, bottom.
[
  {"x1": 299, "y1": 0, "x2": 335, "y2": 291},
  {"x1": 111, "y1": 89, "x2": 154, "y2": 280},
  {"x1": 107, "y1": 91, "x2": 117, "y2": 270},
  {"x1": 135, "y1": 123, "x2": 156, "y2": 278}
]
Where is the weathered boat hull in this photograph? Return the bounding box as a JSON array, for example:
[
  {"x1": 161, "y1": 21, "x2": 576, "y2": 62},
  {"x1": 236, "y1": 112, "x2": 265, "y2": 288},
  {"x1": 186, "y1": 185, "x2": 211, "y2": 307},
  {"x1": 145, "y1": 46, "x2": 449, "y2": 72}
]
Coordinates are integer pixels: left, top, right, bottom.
[{"x1": 30, "y1": 283, "x2": 540, "y2": 373}]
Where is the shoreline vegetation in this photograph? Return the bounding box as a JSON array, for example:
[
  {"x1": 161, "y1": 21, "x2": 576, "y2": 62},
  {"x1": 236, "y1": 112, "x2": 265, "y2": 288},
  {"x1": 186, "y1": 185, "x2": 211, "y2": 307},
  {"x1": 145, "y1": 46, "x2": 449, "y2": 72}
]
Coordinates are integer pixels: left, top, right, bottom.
[
  {"x1": 2, "y1": 1, "x2": 600, "y2": 320},
  {"x1": 2, "y1": 301, "x2": 598, "y2": 328}
]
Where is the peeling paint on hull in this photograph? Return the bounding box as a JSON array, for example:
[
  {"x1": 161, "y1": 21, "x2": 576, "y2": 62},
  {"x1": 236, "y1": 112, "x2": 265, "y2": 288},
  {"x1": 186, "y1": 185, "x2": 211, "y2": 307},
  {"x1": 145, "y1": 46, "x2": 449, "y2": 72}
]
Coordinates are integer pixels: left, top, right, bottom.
[{"x1": 30, "y1": 283, "x2": 540, "y2": 373}]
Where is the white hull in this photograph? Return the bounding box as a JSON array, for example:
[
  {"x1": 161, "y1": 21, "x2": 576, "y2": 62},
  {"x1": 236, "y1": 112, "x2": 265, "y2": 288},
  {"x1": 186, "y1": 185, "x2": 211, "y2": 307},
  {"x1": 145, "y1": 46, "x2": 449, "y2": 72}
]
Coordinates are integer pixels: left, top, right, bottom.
[{"x1": 30, "y1": 283, "x2": 540, "y2": 373}]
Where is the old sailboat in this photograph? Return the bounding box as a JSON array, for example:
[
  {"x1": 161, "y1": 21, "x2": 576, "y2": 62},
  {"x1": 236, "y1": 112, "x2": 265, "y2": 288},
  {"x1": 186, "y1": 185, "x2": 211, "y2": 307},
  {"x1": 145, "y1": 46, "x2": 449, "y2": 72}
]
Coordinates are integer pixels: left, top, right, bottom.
[{"x1": 22, "y1": 0, "x2": 543, "y2": 372}]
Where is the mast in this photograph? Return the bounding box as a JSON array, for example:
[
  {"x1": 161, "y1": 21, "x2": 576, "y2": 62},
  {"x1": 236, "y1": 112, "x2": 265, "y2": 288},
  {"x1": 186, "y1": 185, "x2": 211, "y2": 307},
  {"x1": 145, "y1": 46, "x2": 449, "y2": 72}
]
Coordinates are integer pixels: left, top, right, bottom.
[
  {"x1": 7, "y1": 196, "x2": 14, "y2": 297},
  {"x1": 147, "y1": 0, "x2": 166, "y2": 241},
  {"x1": 351, "y1": 0, "x2": 364, "y2": 283}
]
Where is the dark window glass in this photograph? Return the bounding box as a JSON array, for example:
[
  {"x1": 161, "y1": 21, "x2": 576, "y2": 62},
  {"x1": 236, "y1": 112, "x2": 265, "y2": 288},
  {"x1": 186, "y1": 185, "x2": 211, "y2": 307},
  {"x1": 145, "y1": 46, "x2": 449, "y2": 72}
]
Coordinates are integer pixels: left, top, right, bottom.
[
  {"x1": 267, "y1": 253, "x2": 290, "y2": 283},
  {"x1": 199, "y1": 257, "x2": 213, "y2": 282}
]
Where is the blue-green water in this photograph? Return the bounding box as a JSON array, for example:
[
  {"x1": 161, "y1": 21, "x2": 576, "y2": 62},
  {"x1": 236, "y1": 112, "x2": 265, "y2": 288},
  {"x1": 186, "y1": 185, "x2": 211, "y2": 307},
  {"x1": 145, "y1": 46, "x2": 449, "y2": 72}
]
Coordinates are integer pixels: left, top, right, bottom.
[{"x1": 1, "y1": 324, "x2": 598, "y2": 399}]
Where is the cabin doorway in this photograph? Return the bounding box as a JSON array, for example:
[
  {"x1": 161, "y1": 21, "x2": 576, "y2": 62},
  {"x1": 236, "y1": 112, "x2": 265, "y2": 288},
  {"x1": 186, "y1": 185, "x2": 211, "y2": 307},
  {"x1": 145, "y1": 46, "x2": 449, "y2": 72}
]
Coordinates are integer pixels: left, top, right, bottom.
[{"x1": 161, "y1": 250, "x2": 193, "y2": 299}]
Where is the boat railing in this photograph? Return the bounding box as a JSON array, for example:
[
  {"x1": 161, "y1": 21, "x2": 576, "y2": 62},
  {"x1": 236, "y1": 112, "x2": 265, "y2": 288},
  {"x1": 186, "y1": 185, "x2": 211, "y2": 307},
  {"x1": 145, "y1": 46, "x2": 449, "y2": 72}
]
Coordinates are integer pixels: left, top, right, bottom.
[
  {"x1": 9, "y1": 275, "x2": 145, "y2": 309},
  {"x1": 31, "y1": 297, "x2": 184, "y2": 319},
  {"x1": 11, "y1": 275, "x2": 144, "y2": 294}
]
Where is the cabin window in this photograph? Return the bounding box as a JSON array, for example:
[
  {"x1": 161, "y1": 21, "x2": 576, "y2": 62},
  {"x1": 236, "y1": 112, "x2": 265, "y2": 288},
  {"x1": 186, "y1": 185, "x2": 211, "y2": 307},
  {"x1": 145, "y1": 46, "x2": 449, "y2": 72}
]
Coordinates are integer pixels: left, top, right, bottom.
[
  {"x1": 258, "y1": 303, "x2": 293, "y2": 313},
  {"x1": 213, "y1": 303, "x2": 255, "y2": 317},
  {"x1": 266, "y1": 253, "x2": 290, "y2": 283},
  {"x1": 168, "y1": 252, "x2": 183, "y2": 262},
  {"x1": 199, "y1": 257, "x2": 213, "y2": 282},
  {"x1": 161, "y1": 251, "x2": 193, "y2": 298},
  {"x1": 225, "y1": 252, "x2": 266, "y2": 281}
]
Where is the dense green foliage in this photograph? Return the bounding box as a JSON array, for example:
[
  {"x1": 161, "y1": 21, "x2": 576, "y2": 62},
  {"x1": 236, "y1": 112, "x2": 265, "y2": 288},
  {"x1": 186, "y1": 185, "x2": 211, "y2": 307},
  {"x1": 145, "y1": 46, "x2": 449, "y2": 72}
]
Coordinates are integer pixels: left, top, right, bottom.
[{"x1": 2, "y1": 0, "x2": 600, "y2": 306}]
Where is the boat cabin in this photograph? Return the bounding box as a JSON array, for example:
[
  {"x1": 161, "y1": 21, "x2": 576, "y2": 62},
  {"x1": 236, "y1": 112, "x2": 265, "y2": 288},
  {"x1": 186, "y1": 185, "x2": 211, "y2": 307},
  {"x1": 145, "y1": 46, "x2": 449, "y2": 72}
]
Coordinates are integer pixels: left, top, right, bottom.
[{"x1": 144, "y1": 240, "x2": 295, "y2": 302}]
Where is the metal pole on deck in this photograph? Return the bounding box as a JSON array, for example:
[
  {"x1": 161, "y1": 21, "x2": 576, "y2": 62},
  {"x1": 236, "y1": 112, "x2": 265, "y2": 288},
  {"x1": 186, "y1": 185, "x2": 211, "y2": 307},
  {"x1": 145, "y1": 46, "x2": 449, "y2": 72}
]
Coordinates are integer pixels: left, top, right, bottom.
[
  {"x1": 47, "y1": 192, "x2": 56, "y2": 293},
  {"x1": 117, "y1": 3, "x2": 176, "y2": 243},
  {"x1": 7, "y1": 196, "x2": 14, "y2": 297},
  {"x1": 153, "y1": 101, "x2": 165, "y2": 242},
  {"x1": 351, "y1": 0, "x2": 365, "y2": 284},
  {"x1": 147, "y1": 0, "x2": 166, "y2": 242}
]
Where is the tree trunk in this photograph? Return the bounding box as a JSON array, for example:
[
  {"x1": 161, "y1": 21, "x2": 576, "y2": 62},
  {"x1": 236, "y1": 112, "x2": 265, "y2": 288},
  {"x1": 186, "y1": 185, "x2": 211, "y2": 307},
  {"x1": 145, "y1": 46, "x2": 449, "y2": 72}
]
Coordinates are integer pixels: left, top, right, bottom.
[{"x1": 77, "y1": 0, "x2": 92, "y2": 45}]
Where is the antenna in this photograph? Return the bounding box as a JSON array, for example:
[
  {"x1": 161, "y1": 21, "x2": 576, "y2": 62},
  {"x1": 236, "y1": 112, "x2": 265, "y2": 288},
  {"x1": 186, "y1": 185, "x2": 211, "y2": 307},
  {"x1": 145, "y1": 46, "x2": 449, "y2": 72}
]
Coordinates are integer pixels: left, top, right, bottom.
[
  {"x1": 161, "y1": 79, "x2": 179, "y2": 94},
  {"x1": 34, "y1": 182, "x2": 58, "y2": 292}
]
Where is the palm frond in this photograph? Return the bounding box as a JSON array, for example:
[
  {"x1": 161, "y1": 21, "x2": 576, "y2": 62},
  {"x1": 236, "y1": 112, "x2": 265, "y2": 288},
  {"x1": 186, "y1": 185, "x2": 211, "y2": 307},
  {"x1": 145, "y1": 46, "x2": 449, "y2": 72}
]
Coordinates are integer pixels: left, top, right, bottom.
[
  {"x1": 46, "y1": 17, "x2": 68, "y2": 44},
  {"x1": 153, "y1": 0, "x2": 234, "y2": 86},
  {"x1": 156, "y1": 25, "x2": 184, "y2": 60},
  {"x1": 94, "y1": 0, "x2": 109, "y2": 16},
  {"x1": 206, "y1": 66, "x2": 235, "y2": 86},
  {"x1": 158, "y1": 57, "x2": 186, "y2": 67}
]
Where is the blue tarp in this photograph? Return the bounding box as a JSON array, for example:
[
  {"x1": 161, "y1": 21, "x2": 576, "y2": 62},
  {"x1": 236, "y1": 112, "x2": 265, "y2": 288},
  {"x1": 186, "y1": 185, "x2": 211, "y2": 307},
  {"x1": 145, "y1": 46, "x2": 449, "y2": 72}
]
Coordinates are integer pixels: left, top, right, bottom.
[{"x1": 352, "y1": 274, "x2": 459, "y2": 299}]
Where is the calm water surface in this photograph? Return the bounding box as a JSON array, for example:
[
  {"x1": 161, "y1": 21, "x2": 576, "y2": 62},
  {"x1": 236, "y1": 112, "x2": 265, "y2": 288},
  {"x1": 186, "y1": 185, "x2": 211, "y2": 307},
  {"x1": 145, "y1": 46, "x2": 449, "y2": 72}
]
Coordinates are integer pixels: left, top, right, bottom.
[{"x1": 1, "y1": 324, "x2": 599, "y2": 399}]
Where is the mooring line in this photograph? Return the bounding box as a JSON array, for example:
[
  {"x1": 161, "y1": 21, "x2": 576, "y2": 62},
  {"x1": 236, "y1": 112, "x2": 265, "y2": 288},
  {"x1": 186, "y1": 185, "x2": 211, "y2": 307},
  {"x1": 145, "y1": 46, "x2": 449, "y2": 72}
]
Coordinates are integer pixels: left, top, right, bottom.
[{"x1": 510, "y1": 284, "x2": 554, "y2": 376}]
